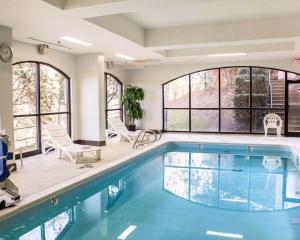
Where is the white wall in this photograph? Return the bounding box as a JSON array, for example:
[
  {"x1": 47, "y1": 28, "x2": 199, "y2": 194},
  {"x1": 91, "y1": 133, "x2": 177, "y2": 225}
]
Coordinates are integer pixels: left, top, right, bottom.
[
  {"x1": 0, "y1": 25, "x2": 14, "y2": 147},
  {"x1": 76, "y1": 54, "x2": 107, "y2": 142},
  {"x1": 127, "y1": 60, "x2": 300, "y2": 130},
  {"x1": 13, "y1": 40, "x2": 130, "y2": 143},
  {"x1": 105, "y1": 64, "x2": 128, "y2": 85},
  {"x1": 12, "y1": 40, "x2": 79, "y2": 139}
]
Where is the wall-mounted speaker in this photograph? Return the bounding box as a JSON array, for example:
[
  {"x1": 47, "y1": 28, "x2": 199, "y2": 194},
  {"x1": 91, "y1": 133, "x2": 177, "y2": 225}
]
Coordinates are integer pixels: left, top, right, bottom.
[
  {"x1": 106, "y1": 61, "x2": 114, "y2": 69},
  {"x1": 38, "y1": 44, "x2": 49, "y2": 55}
]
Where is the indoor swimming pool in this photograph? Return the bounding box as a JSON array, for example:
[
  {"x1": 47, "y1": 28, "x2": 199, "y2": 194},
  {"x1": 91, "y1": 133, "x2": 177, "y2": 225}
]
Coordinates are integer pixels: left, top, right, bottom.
[{"x1": 1, "y1": 142, "x2": 300, "y2": 240}]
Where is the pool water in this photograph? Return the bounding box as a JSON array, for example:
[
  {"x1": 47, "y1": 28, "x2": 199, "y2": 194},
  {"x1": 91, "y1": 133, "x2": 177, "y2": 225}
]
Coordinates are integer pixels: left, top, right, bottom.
[{"x1": 1, "y1": 143, "x2": 300, "y2": 240}]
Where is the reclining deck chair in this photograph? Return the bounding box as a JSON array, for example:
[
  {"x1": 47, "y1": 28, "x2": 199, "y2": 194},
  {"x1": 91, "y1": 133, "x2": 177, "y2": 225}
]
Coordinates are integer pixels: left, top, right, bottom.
[
  {"x1": 107, "y1": 117, "x2": 139, "y2": 143},
  {"x1": 45, "y1": 125, "x2": 101, "y2": 163}
]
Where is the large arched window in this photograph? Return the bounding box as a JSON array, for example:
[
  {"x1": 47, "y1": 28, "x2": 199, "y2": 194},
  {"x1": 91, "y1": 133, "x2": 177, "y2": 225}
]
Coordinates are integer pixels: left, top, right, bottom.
[
  {"x1": 13, "y1": 62, "x2": 71, "y2": 157},
  {"x1": 105, "y1": 73, "x2": 123, "y2": 128},
  {"x1": 163, "y1": 67, "x2": 300, "y2": 136}
]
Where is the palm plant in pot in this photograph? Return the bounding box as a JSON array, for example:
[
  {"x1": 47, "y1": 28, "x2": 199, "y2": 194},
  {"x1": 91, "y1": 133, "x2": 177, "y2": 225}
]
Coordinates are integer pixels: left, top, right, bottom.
[{"x1": 122, "y1": 85, "x2": 144, "y2": 131}]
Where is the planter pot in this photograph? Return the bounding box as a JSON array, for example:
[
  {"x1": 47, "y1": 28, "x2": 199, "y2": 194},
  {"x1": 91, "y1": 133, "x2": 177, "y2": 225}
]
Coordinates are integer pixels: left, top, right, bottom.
[{"x1": 126, "y1": 124, "x2": 136, "y2": 131}]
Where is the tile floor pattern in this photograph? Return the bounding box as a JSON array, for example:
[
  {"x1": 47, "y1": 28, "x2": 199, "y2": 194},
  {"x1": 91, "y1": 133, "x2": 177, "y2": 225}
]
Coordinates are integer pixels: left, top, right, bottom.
[{"x1": 2, "y1": 133, "x2": 300, "y2": 218}]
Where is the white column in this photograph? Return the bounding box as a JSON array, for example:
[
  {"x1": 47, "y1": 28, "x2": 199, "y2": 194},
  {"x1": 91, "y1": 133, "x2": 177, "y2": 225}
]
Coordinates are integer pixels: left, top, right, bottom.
[
  {"x1": 97, "y1": 55, "x2": 106, "y2": 142},
  {"x1": 0, "y1": 25, "x2": 14, "y2": 149},
  {"x1": 76, "y1": 53, "x2": 106, "y2": 144}
]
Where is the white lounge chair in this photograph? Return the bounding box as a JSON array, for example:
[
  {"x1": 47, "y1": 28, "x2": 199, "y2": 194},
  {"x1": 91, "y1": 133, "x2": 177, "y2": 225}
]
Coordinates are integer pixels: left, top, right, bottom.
[
  {"x1": 106, "y1": 117, "x2": 139, "y2": 143},
  {"x1": 263, "y1": 113, "x2": 283, "y2": 137},
  {"x1": 45, "y1": 124, "x2": 101, "y2": 163}
]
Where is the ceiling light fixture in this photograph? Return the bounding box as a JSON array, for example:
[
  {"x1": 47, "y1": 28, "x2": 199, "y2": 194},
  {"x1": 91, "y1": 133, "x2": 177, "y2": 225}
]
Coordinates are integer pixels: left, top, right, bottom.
[
  {"x1": 206, "y1": 230, "x2": 243, "y2": 239},
  {"x1": 116, "y1": 54, "x2": 135, "y2": 61},
  {"x1": 208, "y1": 53, "x2": 246, "y2": 57},
  {"x1": 60, "y1": 36, "x2": 92, "y2": 46},
  {"x1": 118, "y1": 225, "x2": 137, "y2": 240}
]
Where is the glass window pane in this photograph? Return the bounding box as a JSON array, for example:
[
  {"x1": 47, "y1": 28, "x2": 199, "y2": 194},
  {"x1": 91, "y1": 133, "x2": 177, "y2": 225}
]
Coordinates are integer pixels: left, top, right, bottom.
[
  {"x1": 44, "y1": 210, "x2": 72, "y2": 240},
  {"x1": 252, "y1": 68, "x2": 285, "y2": 108},
  {"x1": 287, "y1": 72, "x2": 300, "y2": 81},
  {"x1": 191, "y1": 153, "x2": 219, "y2": 168},
  {"x1": 106, "y1": 75, "x2": 122, "y2": 109},
  {"x1": 191, "y1": 70, "x2": 219, "y2": 108},
  {"x1": 252, "y1": 68, "x2": 269, "y2": 108},
  {"x1": 164, "y1": 152, "x2": 189, "y2": 167},
  {"x1": 164, "y1": 76, "x2": 189, "y2": 108},
  {"x1": 14, "y1": 117, "x2": 38, "y2": 153},
  {"x1": 40, "y1": 64, "x2": 68, "y2": 113},
  {"x1": 191, "y1": 110, "x2": 219, "y2": 132},
  {"x1": 221, "y1": 67, "x2": 250, "y2": 108},
  {"x1": 107, "y1": 110, "x2": 122, "y2": 120},
  {"x1": 219, "y1": 171, "x2": 249, "y2": 210},
  {"x1": 190, "y1": 169, "x2": 218, "y2": 206},
  {"x1": 164, "y1": 167, "x2": 189, "y2": 199},
  {"x1": 13, "y1": 63, "x2": 37, "y2": 115},
  {"x1": 286, "y1": 172, "x2": 300, "y2": 200},
  {"x1": 252, "y1": 109, "x2": 284, "y2": 133},
  {"x1": 288, "y1": 83, "x2": 300, "y2": 133},
  {"x1": 250, "y1": 173, "x2": 283, "y2": 211},
  {"x1": 41, "y1": 114, "x2": 68, "y2": 142},
  {"x1": 106, "y1": 110, "x2": 122, "y2": 129},
  {"x1": 221, "y1": 109, "x2": 250, "y2": 132},
  {"x1": 220, "y1": 154, "x2": 250, "y2": 172},
  {"x1": 19, "y1": 226, "x2": 42, "y2": 240},
  {"x1": 164, "y1": 109, "x2": 189, "y2": 131}
]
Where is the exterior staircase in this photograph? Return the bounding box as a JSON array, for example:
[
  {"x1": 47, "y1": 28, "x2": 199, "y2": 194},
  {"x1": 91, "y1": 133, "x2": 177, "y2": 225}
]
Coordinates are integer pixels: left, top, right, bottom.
[
  {"x1": 270, "y1": 79, "x2": 285, "y2": 109},
  {"x1": 269, "y1": 79, "x2": 285, "y2": 132}
]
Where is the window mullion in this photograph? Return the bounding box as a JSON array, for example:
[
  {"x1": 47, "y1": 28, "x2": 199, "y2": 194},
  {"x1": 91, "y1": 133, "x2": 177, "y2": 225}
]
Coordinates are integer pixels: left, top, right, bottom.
[
  {"x1": 250, "y1": 67, "x2": 253, "y2": 133},
  {"x1": 189, "y1": 74, "x2": 191, "y2": 132},
  {"x1": 36, "y1": 63, "x2": 42, "y2": 153}
]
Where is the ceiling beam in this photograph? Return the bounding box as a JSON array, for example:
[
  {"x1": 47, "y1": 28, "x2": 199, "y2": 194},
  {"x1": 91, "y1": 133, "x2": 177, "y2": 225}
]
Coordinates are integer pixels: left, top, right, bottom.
[
  {"x1": 87, "y1": 14, "x2": 145, "y2": 46},
  {"x1": 164, "y1": 42, "x2": 296, "y2": 57},
  {"x1": 145, "y1": 15, "x2": 300, "y2": 50},
  {"x1": 64, "y1": 0, "x2": 214, "y2": 19}
]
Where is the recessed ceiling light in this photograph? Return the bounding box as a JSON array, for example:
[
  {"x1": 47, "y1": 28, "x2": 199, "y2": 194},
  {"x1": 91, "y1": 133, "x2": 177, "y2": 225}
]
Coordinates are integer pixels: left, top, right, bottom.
[
  {"x1": 116, "y1": 54, "x2": 135, "y2": 61},
  {"x1": 206, "y1": 230, "x2": 243, "y2": 239},
  {"x1": 60, "y1": 36, "x2": 92, "y2": 46},
  {"x1": 208, "y1": 53, "x2": 246, "y2": 57},
  {"x1": 118, "y1": 225, "x2": 137, "y2": 240}
]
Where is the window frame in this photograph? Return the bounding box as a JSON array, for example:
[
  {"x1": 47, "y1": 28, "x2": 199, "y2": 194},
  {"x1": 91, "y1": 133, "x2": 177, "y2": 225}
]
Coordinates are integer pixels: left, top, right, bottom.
[
  {"x1": 162, "y1": 66, "x2": 299, "y2": 135},
  {"x1": 105, "y1": 73, "x2": 123, "y2": 129},
  {"x1": 13, "y1": 61, "x2": 71, "y2": 158}
]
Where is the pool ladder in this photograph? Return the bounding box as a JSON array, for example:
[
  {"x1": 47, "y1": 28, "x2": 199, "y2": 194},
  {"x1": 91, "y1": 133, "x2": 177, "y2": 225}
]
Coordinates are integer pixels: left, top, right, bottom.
[
  {"x1": 198, "y1": 144, "x2": 204, "y2": 151},
  {"x1": 133, "y1": 130, "x2": 162, "y2": 149},
  {"x1": 248, "y1": 145, "x2": 254, "y2": 152}
]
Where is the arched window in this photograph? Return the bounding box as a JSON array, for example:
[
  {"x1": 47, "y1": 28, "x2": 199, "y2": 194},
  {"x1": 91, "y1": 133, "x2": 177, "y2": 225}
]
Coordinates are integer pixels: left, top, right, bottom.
[
  {"x1": 105, "y1": 73, "x2": 123, "y2": 128},
  {"x1": 13, "y1": 62, "x2": 71, "y2": 157},
  {"x1": 163, "y1": 67, "x2": 300, "y2": 136}
]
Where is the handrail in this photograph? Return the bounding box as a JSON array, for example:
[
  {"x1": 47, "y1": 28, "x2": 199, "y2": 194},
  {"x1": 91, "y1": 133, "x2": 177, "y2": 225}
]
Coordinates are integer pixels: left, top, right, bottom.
[{"x1": 133, "y1": 130, "x2": 161, "y2": 149}]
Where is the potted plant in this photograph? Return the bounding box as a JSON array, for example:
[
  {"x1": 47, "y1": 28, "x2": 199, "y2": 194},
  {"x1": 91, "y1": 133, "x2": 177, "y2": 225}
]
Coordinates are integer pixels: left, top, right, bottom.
[{"x1": 122, "y1": 85, "x2": 144, "y2": 131}]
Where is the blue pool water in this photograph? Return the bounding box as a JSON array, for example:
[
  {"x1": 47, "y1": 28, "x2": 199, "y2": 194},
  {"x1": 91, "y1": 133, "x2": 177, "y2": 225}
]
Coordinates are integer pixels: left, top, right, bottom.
[{"x1": 1, "y1": 142, "x2": 300, "y2": 240}]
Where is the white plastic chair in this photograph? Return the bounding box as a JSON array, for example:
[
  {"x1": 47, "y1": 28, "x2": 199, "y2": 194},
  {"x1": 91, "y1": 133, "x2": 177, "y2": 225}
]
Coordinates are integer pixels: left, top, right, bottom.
[
  {"x1": 263, "y1": 156, "x2": 282, "y2": 170},
  {"x1": 45, "y1": 124, "x2": 101, "y2": 163},
  {"x1": 107, "y1": 117, "x2": 139, "y2": 143},
  {"x1": 263, "y1": 113, "x2": 283, "y2": 137}
]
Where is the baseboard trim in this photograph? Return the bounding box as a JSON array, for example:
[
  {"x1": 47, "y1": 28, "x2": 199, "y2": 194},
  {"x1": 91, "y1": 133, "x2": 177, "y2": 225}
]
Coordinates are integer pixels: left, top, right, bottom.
[{"x1": 74, "y1": 140, "x2": 106, "y2": 146}]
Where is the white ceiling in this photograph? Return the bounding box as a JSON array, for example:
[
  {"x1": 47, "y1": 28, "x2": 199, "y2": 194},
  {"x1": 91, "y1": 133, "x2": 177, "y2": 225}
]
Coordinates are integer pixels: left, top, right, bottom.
[
  {"x1": 126, "y1": 0, "x2": 300, "y2": 28},
  {"x1": 0, "y1": 0, "x2": 299, "y2": 67}
]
